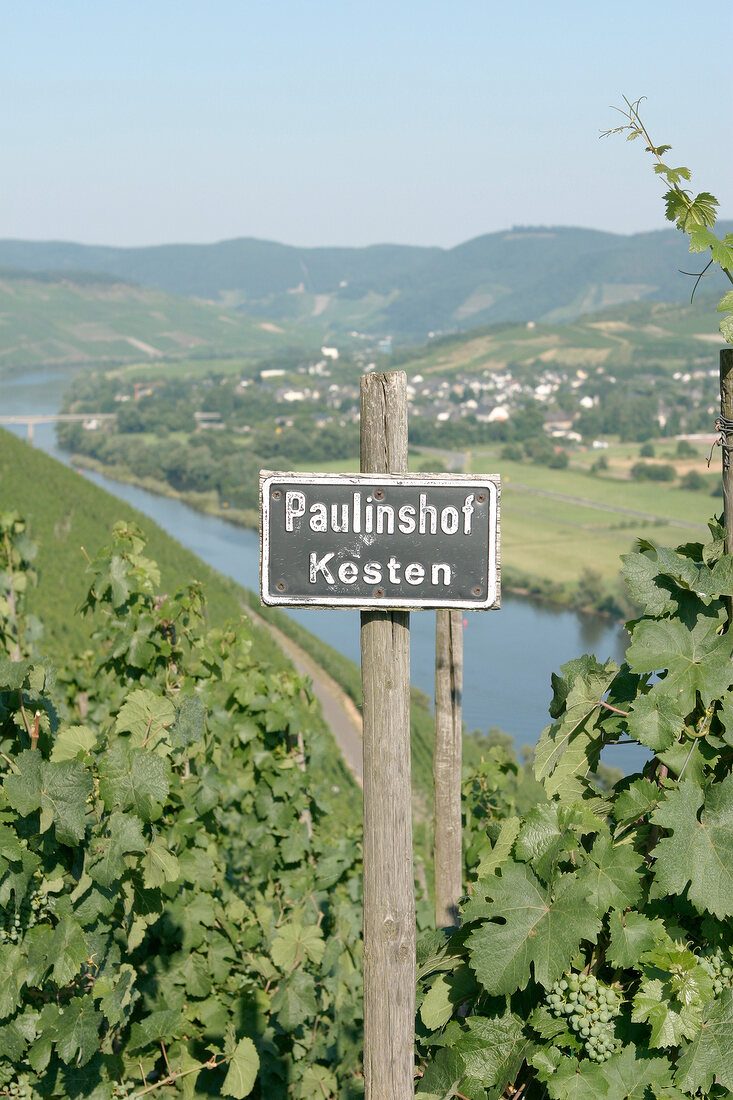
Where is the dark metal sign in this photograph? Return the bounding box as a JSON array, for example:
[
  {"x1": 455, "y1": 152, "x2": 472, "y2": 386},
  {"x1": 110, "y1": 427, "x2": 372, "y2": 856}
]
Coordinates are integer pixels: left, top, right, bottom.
[{"x1": 260, "y1": 472, "x2": 500, "y2": 610}]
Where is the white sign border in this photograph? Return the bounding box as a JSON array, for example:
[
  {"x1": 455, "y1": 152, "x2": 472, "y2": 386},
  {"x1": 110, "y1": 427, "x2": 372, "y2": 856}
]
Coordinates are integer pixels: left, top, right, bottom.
[{"x1": 260, "y1": 470, "x2": 501, "y2": 611}]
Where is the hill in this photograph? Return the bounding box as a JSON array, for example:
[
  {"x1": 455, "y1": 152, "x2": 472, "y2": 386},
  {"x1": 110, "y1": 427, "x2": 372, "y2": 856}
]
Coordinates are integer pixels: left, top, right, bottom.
[
  {"x1": 390, "y1": 294, "x2": 727, "y2": 378},
  {"x1": 0, "y1": 268, "x2": 321, "y2": 374},
  {"x1": 0, "y1": 425, "x2": 275, "y2": 656},
  {"x1": 1, "y1": 224, "x2": 731, "y2": 342}
]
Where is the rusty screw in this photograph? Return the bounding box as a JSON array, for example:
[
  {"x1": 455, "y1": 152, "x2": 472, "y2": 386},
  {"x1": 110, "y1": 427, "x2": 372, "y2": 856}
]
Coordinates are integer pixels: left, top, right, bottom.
[
  {"x1": 472, "y1": 586, "x2": 482, "y2": 596},
  {"x1": 374, "y1": 488, "x2": 385, "y2": 500},
  {"x1": 276, "y1": 581, "x2": 286, "y2": 592},
  {"x1": 272, "y1": 490, "x2": 282, "y2": 501},
  {"x1": 476, "y1": 492, "x2": 486, "y2": 503},
  {"x1": 374, "y1": 587, "x2": 385, "y2": 598}
]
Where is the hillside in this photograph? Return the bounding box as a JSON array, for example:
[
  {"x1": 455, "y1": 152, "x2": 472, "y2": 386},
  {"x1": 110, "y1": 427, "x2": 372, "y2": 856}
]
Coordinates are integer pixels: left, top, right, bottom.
[
  {"x1": 0, "y1": 268, "x2": 321, "y2": 374},
  {"x1": 0, "y1": 426, "x2": 272, "y2": 655},
  {"x1": 391, "y1": 294, "x2": 727, "y2": 378},
  {"x1": 2, "y1": 224, "x2": 731, "y2": 341}
]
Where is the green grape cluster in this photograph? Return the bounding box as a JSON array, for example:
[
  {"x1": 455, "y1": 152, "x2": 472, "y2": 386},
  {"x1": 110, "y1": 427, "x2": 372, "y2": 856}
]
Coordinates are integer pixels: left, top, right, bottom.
[
  {"x1": 0, "y1": 887, "x2": 54, "y2": 945},
  {"x1": 111, "y1": 1084, "x2": 134, "y2": 1099},
  {"x1": 699, "y1": 947, "x2": 733, "y2": 996},
  {"x1": 546, "y1": 972, "x2": 622, "y2": 1063},
  {"x1": 0, "y1": 1081, "x2": 30, "y2": 1098}
]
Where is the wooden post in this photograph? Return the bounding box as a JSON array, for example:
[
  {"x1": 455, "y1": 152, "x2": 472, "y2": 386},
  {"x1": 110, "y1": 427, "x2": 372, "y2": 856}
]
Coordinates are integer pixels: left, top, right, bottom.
[
  {"x1": 433, "y1": 609, "x2": 463, "y2": 928},
  {"x1": 720, "y1": 349, "x2": 733, "y2": 555},
  {"x1": 360, "y1": 371, "x2": 415, "y2": 1099}
]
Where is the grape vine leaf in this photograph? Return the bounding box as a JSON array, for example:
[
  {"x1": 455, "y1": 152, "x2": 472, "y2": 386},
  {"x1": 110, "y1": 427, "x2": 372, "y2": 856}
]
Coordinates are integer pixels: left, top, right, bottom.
[
  {"x1": 54, "y1": 996, "x2": 103, "y2": 1067},
  {"x1": 675, "y1": 988, "x2": 733, "y2": 1093},
  {"x1": 577, "y1": 833, "x2": 645, "y2": 913},
  {"x1": 528, "y1": 1004, "x2": 579, "y2": 1047},
  {"x1": 89, "y1": 552, "x2": 132, "y2": 608},
  {"x1": 97, "y1": 963, "x2": 137, "y2": 1030},
  {"x1": 270, "y1": 968, "x2": 317, "y2": 1029},
  {"x1": 24, "y1": 924, "x2": 55, "y2": 986},
  {"x1": 607, "y1": 910, "x2": 668, "y2": 969},
  {"x1": 415, "y1": 1047, "x2": 464, "y2": 1099},
  {"x1": 39, "y1": 760, "x2": 93, "y2": 845},
  {"x1": 544, "y1": 1055, "x2": 608, "y2": 1100},
  {"x1": 588, "y1": 1044, "x2": 674, "y2": 1099},
  {"x1": 475, "y1": 816, "x2": 519, "y2": 878},
  {"x1": 98, "y1": 743, "x2": 169, "y2": 822},
  {"x1": 632, "y1": 977, "x2": 702, "y2": 1048},
  {"x1": 626, "y1": 692, "x2": 684, "y2": 753},
  {"x1": 420, "y1": 966, "x2": 478, "y2": 1030},
  {"x1": 50, "y1": 725, "x2": 97, "y2": 762},
  {"x1": 515, "y1": 802, "x2": 601, "y2": 883},
  {"x1": 466, "y1": 863, "x2": 601, "y2": 994},
  {"x1": 171, "y1": 695, "x2": 206, "y2": 748},
  {"x1": 49, "y1": 916, "x2": 88, "y2": 986},
  {"x1": 0, "y1": 1019, "x2": 28, "y2": 1062},
  {"x1": 127, "y1": 1006, "x2": 185, "y2": 1052},
  {"x1": 651, "y1": 776, "x2": 733, "y2": 918},
  {"x1": 612, "y1": 778, "x2": 661, "y2": 829},
  {"x1": 0, "y1": 945, "x2": 26, "y2": 1020},
  {"x1": 621, "y1": 551, "x2": 677, "y2": 617},
  {"x1": 418, "y1": 1014, "x2": 530, "y2": 1100},
  {"x1": 142, "y1": 836, "x2": 180, "y2": 888},
  {"x1": 88, "y1": 811, "x2": 146, "y2": 887},
  {"x1": 6, "y1": 753, "x2": 93, "y2": 845},
  {"x1": 271, "y1": 922, "x2": 325, "y2": 970},
  {"x1": 115, "y1": 689, "x2": 176, "y2": 753},
  {"x1": 626, "y1": 616, "x2": 733, "y2": 715},
  {"x1": 297, "y1": 1066, "x2": 338, "y2": 1100},
  {"x1": 222, "y1": 1036, "x2": 259, "y2": 1099},
  {"x1": 543, "y1": 1044, "x2": 674, "y2": 1100},
  {"x1": 4, "y1": 750, "x2": 43, "y2": 816},
  {"x1": 534, "y1": 661, "x2": 617, "y2": 801}
]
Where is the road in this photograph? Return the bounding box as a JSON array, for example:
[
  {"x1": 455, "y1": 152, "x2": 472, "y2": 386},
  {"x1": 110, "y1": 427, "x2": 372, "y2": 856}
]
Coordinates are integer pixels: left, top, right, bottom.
[{"x1": 245, "y1": 605, "x2": 364, "y2": 786}]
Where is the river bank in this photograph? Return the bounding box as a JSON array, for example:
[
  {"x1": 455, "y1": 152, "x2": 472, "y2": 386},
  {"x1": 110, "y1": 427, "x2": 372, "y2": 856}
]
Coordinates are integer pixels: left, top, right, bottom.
[
  {"x1": 1, "y1": 369, "x2": 643, "y2": 771},
  {"x1": 68, "y1": 451, "x2": 630, "y2": 620}
]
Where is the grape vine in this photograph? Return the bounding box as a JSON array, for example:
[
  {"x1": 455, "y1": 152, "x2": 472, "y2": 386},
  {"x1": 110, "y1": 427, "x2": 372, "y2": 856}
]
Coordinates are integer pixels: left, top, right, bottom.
[
  {"x1": 0, "y1": 513, "x2": 365, "y2": 1098},
  {"x1": 414, "y1": 107, "x2": 733, "y2": 1099}
]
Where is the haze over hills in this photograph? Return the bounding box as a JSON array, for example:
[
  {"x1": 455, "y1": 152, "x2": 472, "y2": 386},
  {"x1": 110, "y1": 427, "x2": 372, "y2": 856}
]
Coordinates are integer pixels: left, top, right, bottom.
[{"x1": 2, "y1": 224, "x2": 731, "y2": 343}]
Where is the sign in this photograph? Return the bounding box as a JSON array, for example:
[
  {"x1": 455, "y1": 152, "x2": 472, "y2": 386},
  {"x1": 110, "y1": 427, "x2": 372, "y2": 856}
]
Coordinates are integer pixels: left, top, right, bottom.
[{"x1": 260, "y1": 471, "x2": 500, "y2": 609}]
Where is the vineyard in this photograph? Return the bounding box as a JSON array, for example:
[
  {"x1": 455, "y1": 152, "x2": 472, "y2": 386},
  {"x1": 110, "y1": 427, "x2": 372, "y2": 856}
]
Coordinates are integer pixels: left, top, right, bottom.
[
  {"x1": 7, "y1": 479, "x2": 733, "y2": 1097},
  {"x1": 3, "y1": 103, "x2": 733, "y2": 1099},
  {"x1": 0, "y1": 513, "x2": 365, "y2": 1098}
]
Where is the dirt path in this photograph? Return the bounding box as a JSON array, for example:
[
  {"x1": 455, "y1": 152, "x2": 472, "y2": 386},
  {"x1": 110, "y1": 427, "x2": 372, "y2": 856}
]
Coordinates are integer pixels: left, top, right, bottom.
[{"x1": 245, "y1": 606, "x2": 364, "y2": 786}]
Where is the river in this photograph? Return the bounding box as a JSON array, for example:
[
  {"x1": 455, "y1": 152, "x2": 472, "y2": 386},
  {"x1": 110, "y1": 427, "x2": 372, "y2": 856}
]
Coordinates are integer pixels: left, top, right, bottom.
[{"x1": 1, "y1": 370, "x2": 646, "y2": 772}]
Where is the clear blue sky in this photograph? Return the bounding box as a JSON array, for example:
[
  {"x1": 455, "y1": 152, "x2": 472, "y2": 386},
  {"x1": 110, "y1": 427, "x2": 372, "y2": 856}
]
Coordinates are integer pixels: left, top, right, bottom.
[{"x1": 3, "y1": 0, "x2": 731, "y2": 249}]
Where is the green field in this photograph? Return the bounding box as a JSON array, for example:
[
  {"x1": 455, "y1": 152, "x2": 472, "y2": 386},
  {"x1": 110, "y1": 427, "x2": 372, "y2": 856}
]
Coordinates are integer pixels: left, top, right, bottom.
[
  {"x1": 466, "y1": 445, "x2": 718, "y2": 598},
  {"x1": 288, "y1": 439, "x2": 720, "y2": 608},
  {"x1": 0, "y1": 271, "x2": 321, "y2": 374}
]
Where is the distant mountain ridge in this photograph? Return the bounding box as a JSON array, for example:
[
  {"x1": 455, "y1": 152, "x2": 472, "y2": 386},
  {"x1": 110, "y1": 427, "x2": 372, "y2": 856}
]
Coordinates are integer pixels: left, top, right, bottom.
[{"x1": 1, "y1": 224, "x2": 731, "y2": 341}]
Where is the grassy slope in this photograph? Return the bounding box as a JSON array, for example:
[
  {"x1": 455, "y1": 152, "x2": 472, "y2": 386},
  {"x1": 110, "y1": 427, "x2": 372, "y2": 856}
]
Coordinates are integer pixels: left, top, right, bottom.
[
  {"x1": 0, "y1": 272, "x2": 319, "y2": 373},
  {"x1": 0, "y1": 427, "x2": 357, "y2": 800},
  {"x1": 392, "y1": 296, "x2": 726, "y2": 377}
]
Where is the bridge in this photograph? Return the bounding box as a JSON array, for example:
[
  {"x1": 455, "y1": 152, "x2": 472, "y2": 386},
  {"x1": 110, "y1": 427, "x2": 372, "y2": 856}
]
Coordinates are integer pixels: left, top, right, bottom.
[{"x1": 0, "y1": 413, "x2": 116, "y2": 444}]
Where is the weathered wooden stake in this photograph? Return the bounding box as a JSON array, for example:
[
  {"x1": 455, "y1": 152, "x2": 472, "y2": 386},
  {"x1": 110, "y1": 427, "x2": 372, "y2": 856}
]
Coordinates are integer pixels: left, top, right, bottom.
[
  {"x1": 360, "y1": 371, "x2": 415, "y2": 1099},
  {"x1": 433, "y1": 608, "x2": 463, "y2": 928},
  {"x1": 720, "y1": 349, "x2": 733, "y2": 556}
]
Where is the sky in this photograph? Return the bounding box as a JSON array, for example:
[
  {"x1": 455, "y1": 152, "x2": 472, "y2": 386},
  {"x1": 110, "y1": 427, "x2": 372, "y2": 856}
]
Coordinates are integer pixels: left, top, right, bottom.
[{"x1": 3, "y1": 1, "x2": 732, "y2": 250}]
